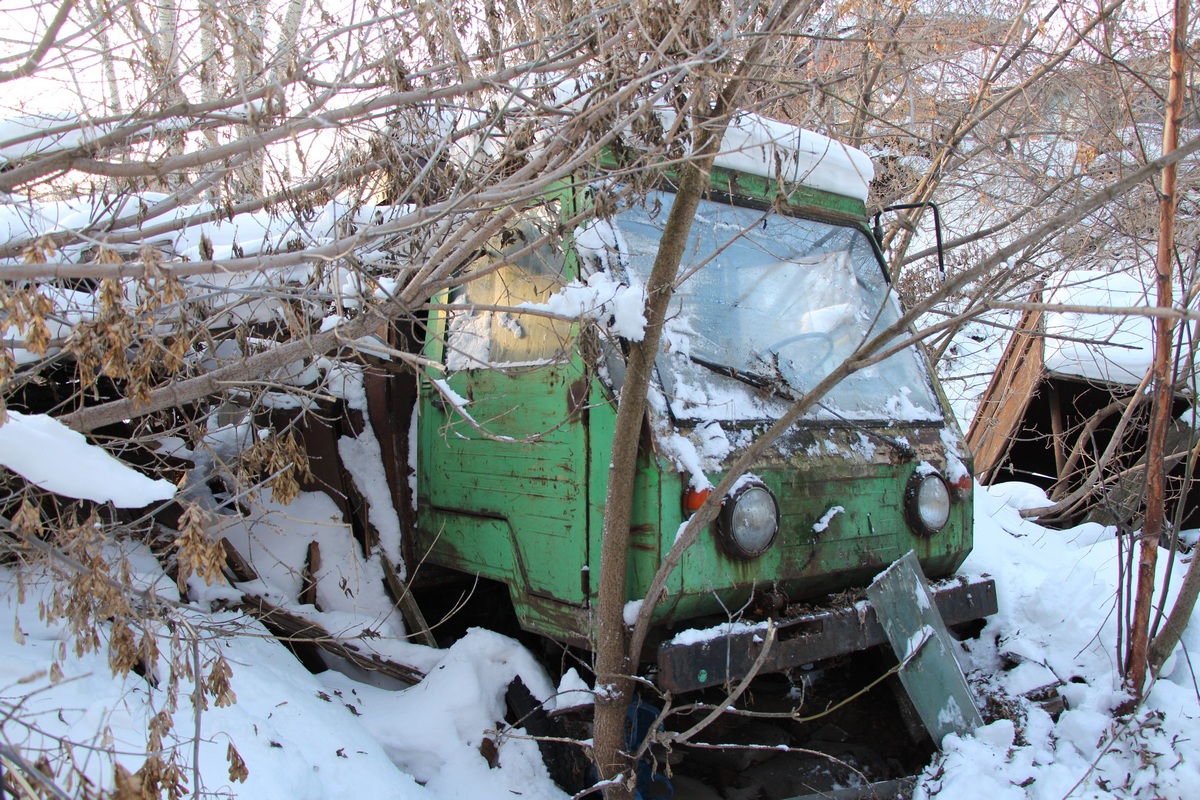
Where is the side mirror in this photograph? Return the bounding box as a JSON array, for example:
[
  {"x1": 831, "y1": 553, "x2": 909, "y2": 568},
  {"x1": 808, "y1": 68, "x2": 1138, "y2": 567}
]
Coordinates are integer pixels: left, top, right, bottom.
[{"x1": 872, "y1": 202, "x2": 946, "y2": 282}]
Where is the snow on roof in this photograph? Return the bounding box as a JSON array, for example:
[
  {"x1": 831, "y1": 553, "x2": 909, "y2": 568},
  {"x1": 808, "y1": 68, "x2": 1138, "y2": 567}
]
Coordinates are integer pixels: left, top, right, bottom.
[
  {"x1": 0, "y1": 411, "x2": 176, "y2": 507},
  {"x1": 639, "y1": 108, "x2": 874, "y2": 202},
  {"x1": 0, "y1": 113, "x2": 101, "y2": 166},
  {"x1": 472, "y1": 81, "x2": 876, "y2": 202},
  {"x1": 1042, "y1": 270, "x2": 1179, "y2": 385},
  {"x1": 0, "y1": 105, "x2": 264, "y2": 169},
  {"x1": 712, "y1": 113, "x2": 874, "y2": 203}
]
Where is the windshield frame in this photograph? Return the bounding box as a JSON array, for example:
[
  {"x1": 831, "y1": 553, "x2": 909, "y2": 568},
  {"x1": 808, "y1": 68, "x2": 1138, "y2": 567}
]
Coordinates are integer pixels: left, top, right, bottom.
[{"x1": 604, "y1": 186, "x2": 944, "y2": 427}]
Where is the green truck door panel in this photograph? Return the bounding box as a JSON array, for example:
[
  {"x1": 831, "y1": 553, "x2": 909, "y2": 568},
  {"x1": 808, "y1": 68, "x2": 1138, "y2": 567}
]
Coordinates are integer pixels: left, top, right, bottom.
[{"x1": 423, "y1": 363, "x2": 589, "y2": 605}]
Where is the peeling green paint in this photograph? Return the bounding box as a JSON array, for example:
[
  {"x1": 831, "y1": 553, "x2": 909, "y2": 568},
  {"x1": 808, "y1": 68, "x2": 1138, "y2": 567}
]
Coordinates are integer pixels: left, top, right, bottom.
[{"x1": 413, "y1": 165, "x2": 974, "y2": 650}]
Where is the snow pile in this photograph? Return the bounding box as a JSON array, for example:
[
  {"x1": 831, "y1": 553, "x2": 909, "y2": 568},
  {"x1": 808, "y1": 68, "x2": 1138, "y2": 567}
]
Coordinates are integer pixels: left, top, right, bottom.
[
  {"x1": 520, "y1": 270, "x2": 647, "y2": 341},
  {"x1": 618, "y1": 103, "x2": 875, "y2": 201},
  {"x1": 0, "y1": 113, "x2": 111, "y2": 165},
  {"x1": 919, "y1": 481, "x2": 1200, "y2": 799},
  {"x1": 0, "y1": 547, "x2": 566, "y2": 800},
  {"x1": 318, "y1": 630, "x2": 562, "y2": 799},
  {"x1": 0, "y1": 547, "x2": 429, "y2": 800},
  {"x1": 547, "y1": 80, "x2": 875, "y2": 201},
  {"x1": 0, "y1": 411, "x2": 176, "y2": 507},
  {"x1": 1042, "y1": 270, "x2": 1194, "y2": 384},
  {"x1": 0, "y1": 196, "x2": 412, "y2": 335},
  {"x1": 713, "y1": 113, "x2": 875, "y2": 202}
]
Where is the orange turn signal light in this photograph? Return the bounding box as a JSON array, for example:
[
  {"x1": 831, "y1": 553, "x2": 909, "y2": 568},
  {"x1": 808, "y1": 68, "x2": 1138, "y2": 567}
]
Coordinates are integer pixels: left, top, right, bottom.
[
  {"x1": 950, "y1": 472, "x2": 973, "y2": 494},
  {"x1": 683, "y1": 486, "x2": 713, "y2": 514}
]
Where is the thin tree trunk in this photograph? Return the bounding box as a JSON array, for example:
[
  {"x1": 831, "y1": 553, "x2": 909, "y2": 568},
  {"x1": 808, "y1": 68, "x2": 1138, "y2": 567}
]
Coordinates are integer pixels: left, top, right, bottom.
[
  {"x1": 86, "y1": 0, "x2": 122, "y2": 114},
  {"x1": 273, "y1": 0, "x2": 306, "y2": 100},
  {"x1": 1125, "y1": 0, "x2": 1185, "y2": 700},
  {"x1": 590, "y1": 2, "x2": 819, "y2": 793},
  {"x1": 199, "y1": 0, "x2": 221, "y2": 201},
  {"x1": 591, "y1": 153, "x2": 716, "y2": 797},
  {"x1": 1141, "y1": 0, "x2": 1190, "y2": 681},
  {"x1": 234, "y1": 0, "x2": 266, "y2": 198}
]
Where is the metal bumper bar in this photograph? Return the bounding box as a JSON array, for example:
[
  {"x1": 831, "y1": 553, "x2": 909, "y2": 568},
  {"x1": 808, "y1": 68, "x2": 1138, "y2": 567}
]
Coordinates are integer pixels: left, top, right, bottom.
[{"x1": 656, "y1": 577, "x2": 997, "y2": 694}]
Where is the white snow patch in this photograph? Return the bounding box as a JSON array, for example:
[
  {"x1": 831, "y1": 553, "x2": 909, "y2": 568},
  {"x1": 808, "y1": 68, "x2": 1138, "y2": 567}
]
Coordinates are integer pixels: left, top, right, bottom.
[
  {"x1": 1041, "y1": 270, "x2": 1181, "y2": 384},
  {"x1": 549, "y1": 668, "x2": 594, "y2": 711},
  {"x1": 812, "y1": 506, "x2": 845, "y2": 533},
  {"x1": 319, "y1": 629, "x2": 562, "y2": 798},
  {"x1": 338, "y1": 425, "x2": 404, "y2": 568},
  {"x1": 0, "y1": 411, "x2": 176, "y2": 507},
  {"x1": 668, "y1": 620, "x2": 769, "y2": 647},
  {"x1": 521, "y1": 270, "x2": 647, "y2": 341},
  {"x1": 623, "y1": 599, "x2": 644, "y2": 627},
  {"x1": 659, "y1": 431, "x2": 713, "y2": 492}
]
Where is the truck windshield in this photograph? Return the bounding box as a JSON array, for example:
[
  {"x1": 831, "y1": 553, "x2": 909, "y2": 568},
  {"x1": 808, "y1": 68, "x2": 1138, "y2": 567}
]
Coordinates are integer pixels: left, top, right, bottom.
[{"x1": 610, "y1": 190, "x2": 942, "y2": 424}]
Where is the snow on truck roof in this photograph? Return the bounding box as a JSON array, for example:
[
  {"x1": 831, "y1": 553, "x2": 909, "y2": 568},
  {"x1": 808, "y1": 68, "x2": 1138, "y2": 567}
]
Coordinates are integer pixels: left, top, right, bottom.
[
  {"x1": 711, "y1": 113, "x2": 874, "y2": 203},
  {"x1": 467, "y1": 86, "x2": 875, "y2": 202}
]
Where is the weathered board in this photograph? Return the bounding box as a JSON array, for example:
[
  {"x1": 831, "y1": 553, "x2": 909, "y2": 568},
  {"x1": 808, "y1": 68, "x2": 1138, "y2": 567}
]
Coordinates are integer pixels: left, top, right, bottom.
[{"x1": 966, "y1": 284, "x2": 1045, "y2": 482}]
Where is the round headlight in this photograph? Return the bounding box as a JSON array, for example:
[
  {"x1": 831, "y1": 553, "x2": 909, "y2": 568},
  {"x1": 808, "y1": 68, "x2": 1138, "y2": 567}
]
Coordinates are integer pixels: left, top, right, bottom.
[
  {"x1": 905, "y1": 470, "x2": 951, "y2": 536},
  {"x1": 717, "y1": 483, "x2": 779, "y2": 559}
]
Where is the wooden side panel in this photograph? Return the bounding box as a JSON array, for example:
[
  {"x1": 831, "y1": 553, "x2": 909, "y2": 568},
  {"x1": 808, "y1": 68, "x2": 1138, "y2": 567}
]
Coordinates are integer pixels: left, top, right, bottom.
[{"x1": 967, "y1": 293, "x2": 1046, "y2": 483}]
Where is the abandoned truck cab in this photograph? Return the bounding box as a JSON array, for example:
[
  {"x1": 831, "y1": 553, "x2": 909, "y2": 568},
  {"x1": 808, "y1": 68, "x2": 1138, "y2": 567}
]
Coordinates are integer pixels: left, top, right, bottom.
[{"x1": 413, "y1": 117, "x2": 995, "y2": 691}]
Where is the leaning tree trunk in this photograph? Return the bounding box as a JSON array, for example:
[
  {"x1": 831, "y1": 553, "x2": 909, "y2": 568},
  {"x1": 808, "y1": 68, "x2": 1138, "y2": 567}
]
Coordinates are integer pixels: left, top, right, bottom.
[
  {"x1": 591, "y1": 154, "x2": 716, "y2": 797},
  {"x1": 590, "y1": 2, "x2": 819, "y2": 794}
]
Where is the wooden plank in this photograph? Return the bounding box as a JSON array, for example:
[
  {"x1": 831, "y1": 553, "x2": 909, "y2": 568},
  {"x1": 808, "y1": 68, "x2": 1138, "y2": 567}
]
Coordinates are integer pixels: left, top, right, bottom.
[
  {"x1": 967, "y1": 285, "x2": 1046, "y2": 482},
  {"x1": 866, "y1": 552, "x2": 983, "y2": 745},
  {"x1": 238, "y1": 594, "x2": 425, "y2": 686},
  {"x1": 299, "y1": 541, "x2": 321, "y2": 608},
  {"x1": 380, "y1": 553, "x2": 439, "y2": 648},
  {"x1": 220, "y1": 537, "x2": 259, "y2": 582},
  {"x1": 1048, "y1": 382, "x2": 1067, "y2": 476}
]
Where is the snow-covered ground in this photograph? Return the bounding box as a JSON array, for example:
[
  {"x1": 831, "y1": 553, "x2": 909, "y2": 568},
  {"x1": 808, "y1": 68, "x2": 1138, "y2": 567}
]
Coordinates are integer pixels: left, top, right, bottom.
[
  {"x1": 927, "y1": 483, "x2": 1200, "y2": 799},
  {"x1": 1, "y1": 434, "x2": 1198, "y2": 798},
  {"x1": 0, "y1": 186, "x2": 1193, "y2": 798}
]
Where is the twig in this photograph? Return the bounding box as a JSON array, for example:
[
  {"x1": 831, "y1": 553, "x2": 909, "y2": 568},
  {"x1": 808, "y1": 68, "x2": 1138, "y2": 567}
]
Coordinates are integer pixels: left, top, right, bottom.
[
  {"x1": 670, "y1": 621, "x2": 776, "y2": 746},
  {"x1": 0, "y1": 747, "x2": 73, "y2": 800}
]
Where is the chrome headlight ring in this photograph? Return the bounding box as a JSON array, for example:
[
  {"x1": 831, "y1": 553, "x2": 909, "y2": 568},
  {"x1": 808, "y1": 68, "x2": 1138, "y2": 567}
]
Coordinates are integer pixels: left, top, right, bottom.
[
  {"x1": 905, "y1": 468, "x2": 952, "y2": 537},
  {"x1": 717, "y1": 481, "x2": 780, "y2": 559}
]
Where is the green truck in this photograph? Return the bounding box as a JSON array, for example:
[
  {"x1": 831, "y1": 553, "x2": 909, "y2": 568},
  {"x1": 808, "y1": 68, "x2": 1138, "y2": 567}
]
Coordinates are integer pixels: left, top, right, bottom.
[{"x1": 412, "y1": 118, "x2": 995, "y2": 692}]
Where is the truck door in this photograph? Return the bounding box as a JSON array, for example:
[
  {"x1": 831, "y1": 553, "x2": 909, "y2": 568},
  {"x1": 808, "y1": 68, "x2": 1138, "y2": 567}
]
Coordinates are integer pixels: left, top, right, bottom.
[{"x1": 418, "y1": 213, "x2": 591, "y2": 608}]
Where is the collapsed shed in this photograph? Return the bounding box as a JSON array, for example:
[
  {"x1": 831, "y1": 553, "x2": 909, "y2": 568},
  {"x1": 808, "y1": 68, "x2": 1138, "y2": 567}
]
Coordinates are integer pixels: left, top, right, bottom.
[{"x1": 966, "y1": 271, "x2": 1200, "y2": 531}]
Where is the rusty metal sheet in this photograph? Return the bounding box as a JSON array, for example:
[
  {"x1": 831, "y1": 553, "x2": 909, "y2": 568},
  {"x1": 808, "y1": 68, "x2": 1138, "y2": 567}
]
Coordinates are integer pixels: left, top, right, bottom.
[
  {"x1": 867, "y1": 552, "x2": 984, "y2": 744},
  {"x1": 655, "y1": 577, "x2": 996, "y2": 694}
]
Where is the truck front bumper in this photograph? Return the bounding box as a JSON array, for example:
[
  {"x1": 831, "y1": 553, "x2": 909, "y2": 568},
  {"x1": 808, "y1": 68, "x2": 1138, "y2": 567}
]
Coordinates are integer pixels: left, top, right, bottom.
[{"x1": 655, "y1": 576, "x2": 997, "y2": 693}]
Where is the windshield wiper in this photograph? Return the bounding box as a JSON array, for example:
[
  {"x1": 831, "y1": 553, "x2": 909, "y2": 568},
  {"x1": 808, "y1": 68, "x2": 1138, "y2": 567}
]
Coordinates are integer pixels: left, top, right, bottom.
[
  {"x1": 688, "y1": 355, "x2": 778, "y2": 391},
  {"x1": 690, "y1": 356, "x2": 917, "y2": 462}
]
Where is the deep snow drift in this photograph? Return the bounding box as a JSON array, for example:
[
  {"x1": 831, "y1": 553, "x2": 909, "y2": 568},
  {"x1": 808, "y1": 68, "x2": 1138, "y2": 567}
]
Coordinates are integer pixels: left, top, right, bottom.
[{"x1": 1, "y1": 475, "x2": 1197, "y2": 798}]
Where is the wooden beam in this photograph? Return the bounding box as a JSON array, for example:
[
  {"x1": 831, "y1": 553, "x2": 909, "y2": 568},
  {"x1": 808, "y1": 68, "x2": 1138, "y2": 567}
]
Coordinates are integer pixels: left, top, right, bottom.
[
  {"x1": 967, "y1": 285, "x2": 1046, "y2": 482},
  {"x1": 238, "y1": 594, "x2": 425, "y2": 686}
]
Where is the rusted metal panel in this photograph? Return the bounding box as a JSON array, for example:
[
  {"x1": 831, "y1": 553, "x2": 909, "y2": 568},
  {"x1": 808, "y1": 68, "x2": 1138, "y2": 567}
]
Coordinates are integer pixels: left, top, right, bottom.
[
  {"x1": 867, "y1": 551, "x2": 984, "y2": 744},
  {"x1": 655, "y1": 577, "x2": 996, "y2": 694},
  {"x1": 967, "y1": 285, "x2": 1045, "y2": 482},
  {"x1": 423, "y1": 362, "x2": 590, "y2": 606}
]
